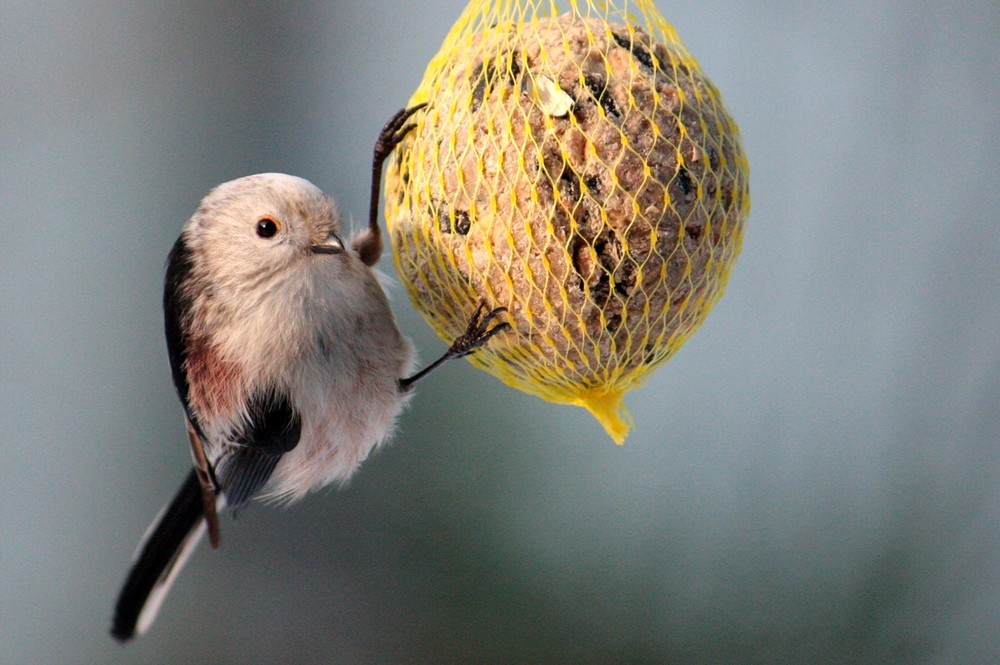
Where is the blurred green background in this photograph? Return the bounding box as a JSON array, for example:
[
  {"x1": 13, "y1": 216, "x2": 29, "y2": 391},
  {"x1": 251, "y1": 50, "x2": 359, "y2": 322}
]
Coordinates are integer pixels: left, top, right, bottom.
[{"x1": 1, "y1": 2, "x2": 997, "y2": 663}]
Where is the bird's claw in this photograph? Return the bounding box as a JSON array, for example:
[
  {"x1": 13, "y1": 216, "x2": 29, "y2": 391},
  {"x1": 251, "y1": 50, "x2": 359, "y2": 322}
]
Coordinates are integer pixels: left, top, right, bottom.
[
  {"x1": 374, "y1": 103, "x2": 428, "y2": 163},
  {"x1": 449, "y1": 303, "x2": 511, "y2": 359}
]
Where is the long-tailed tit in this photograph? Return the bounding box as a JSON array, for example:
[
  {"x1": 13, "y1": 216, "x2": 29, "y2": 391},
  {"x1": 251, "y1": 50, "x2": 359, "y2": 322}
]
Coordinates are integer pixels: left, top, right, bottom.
[{"x1": 111, "y1": 107, "x2": 507, "y2": 641}]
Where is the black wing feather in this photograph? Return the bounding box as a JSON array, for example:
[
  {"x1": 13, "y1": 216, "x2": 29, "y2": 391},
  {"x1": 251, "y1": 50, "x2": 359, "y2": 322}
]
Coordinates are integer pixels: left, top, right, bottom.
[
  {"x1": 163, "y1": 233, "x2": 198, "y2": 428},
  {"x1": 237, "y1": 390, "x2": 302, "y2": 455},
  {"x1": 217, "y1": 390, "x2": 302, "y2": 511},
  {"x1": 216, "y1": 448, "x2": 282, "y2": 512}
]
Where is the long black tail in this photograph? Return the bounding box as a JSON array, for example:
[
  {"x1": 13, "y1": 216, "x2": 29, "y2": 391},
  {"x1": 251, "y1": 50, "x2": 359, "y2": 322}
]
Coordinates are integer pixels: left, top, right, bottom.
[{"x1": 111, "y1": 470, "x2": 207, "y2": 641}]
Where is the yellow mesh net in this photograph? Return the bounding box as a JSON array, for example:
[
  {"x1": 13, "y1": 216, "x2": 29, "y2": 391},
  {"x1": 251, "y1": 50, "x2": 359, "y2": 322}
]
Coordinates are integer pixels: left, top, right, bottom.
[{"x1": 385, "y1": 0, "x2": 749, "y2": 443}]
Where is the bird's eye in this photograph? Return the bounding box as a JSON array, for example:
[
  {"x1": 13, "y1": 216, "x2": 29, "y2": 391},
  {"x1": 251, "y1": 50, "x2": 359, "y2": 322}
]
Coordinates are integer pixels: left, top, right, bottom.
[{"x1": 256, "y1": 217, "x2": 280, "y2": 239}]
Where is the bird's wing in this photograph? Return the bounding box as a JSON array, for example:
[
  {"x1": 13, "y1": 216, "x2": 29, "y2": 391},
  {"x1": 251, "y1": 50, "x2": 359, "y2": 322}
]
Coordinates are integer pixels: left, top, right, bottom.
[
  {"x1": 216, "y1": 389, "x2": 302, "y2": 512},
  {"x1": 163, "y1": 232, "x2": 200, "y2": 428}
]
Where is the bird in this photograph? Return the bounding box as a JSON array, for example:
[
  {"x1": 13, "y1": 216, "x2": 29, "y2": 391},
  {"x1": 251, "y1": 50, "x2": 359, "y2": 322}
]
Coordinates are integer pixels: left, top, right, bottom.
[{"x1": 111, "y1": 107, "x2": 508, "y2": 641}]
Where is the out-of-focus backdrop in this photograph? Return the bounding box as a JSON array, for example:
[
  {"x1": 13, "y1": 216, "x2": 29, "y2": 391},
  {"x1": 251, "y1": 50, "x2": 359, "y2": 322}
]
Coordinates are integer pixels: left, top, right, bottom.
[{"x1": 2, "y1": 2, "x2": 997, "y2": 663}]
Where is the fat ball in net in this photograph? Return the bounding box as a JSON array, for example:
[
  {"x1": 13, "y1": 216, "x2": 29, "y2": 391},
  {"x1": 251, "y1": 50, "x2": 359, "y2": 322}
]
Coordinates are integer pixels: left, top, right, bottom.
[{"x1": 385, "y1": 0, "x2": 750, "y2": 442}]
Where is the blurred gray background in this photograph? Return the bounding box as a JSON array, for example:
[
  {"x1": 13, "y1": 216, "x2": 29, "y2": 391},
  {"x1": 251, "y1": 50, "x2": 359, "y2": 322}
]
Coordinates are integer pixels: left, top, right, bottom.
[{"x1": 2, "y1": 1, "x2": 997, "y2": 663}]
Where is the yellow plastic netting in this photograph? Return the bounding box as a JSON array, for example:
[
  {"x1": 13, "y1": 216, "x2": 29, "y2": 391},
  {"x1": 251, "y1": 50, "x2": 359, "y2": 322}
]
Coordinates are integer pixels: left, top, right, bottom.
[{"x1": 385, "y1": 0, "x2": 749, "y2": 443}]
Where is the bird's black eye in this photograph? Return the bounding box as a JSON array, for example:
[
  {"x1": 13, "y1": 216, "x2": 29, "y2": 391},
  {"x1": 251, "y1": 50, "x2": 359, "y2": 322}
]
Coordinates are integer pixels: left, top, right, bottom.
[{"x1": 256, "y1": 217, "x2": 280, "y2": 239}]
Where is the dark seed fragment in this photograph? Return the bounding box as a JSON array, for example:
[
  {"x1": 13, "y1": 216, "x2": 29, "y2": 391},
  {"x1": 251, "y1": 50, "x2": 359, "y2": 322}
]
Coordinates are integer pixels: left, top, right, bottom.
[
  {"x1": 612, "y1": 32, "x2": 654, "y2": 71},
  {"x1": 585, "y1": 75, "x2": 620, "y2": 118},
  {"x1": 470, "y1": 63, "x2": 486, "y2": 112},
  {"x1": 470, "y1": 61, "x2": 499, "y2": 112},
  {"x1": 453, "y1": 209, "x2": 471, "y2": 235},
  {"x1": 507, "y1": 52, "x2": 521, "y2": 81},
  {"x1": 436, "y1": 201, "x2": 471, "y2": 235},
  {"x1": 644, "y1": 344, "x2": 659, "y2": 364},
  {"x1": 675, "y1": 167, "x2": 694, "y2": 200}
]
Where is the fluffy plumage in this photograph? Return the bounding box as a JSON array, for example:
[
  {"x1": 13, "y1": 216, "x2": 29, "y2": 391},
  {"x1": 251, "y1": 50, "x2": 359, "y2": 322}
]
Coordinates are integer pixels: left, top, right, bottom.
[{"x1": 112, "y1": 174, "x2": 414, "y2": 641}]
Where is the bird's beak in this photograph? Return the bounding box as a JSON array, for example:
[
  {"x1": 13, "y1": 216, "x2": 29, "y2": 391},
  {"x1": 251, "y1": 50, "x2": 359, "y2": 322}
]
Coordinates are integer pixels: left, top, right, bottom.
[{"x1": 310, "y1": 232, "x2": 345, "y2": 255}]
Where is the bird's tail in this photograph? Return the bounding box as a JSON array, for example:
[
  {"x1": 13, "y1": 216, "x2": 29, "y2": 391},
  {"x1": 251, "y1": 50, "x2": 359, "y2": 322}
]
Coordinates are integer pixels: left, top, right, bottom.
[{"x1": 111, "y1": 469, "x2": 219, "y2": 641}]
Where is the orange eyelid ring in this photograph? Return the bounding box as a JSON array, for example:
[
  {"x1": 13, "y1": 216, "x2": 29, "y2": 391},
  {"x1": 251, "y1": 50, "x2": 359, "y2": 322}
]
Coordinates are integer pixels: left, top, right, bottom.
[
  {"x1": 310, "y1": 232, "x2": 345, "y2": 255},
  {"x1": 256, "y1": 216, "x2": 281, "y2": 238}
]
